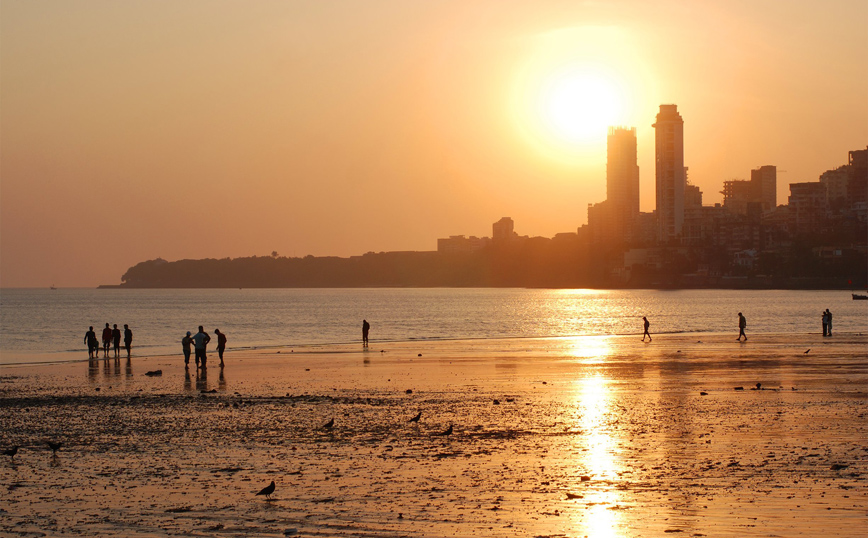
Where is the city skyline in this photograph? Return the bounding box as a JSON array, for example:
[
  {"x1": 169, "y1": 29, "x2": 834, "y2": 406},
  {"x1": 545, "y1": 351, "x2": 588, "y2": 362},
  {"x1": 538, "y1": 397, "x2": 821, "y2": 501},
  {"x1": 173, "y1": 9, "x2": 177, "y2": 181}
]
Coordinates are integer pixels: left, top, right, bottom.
[{"x1": 2, "y1": 1, "x2": 866, "y2": 287}]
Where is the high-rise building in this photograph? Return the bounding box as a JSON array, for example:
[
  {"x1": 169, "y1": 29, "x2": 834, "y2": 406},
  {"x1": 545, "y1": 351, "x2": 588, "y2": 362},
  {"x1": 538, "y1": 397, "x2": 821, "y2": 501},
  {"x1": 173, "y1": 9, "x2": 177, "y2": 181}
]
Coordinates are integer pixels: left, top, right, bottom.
[
  {"x1": 492, "y1": 217, "x2": 515, "y2": 242},
  {"x1": 606, "y1": 127, "x2": 640, "y2": 244},
  {"x1": 788, "y1": 182, "x2": 827, "y2": 235},
  {"x1": 653, "y1": 105, "x2": 685, "y2": 242},
  {"x1": 750, "y1": 165, "x2": 777, "y2": 211}
]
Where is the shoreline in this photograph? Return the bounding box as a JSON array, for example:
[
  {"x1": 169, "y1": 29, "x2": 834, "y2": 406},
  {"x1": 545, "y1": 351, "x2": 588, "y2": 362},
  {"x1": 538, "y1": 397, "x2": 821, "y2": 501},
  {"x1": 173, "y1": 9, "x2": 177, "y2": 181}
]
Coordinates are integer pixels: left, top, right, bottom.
[{"x1": 3, "y1": 329, "x2": 866, "y2": 368}]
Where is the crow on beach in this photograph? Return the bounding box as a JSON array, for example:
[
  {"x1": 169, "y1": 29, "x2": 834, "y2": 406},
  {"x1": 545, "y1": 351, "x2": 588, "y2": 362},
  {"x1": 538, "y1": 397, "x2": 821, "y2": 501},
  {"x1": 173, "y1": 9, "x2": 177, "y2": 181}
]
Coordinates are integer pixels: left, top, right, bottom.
[
  {"x1": 409, "y1": 411, "x2": 422, "y2": 423},
  {"x1": 256, "y1": 480, "x2": 276, "y2": 499},
  {"x1": 321, "y1": 418, "x2": 334, "y2": 430}
]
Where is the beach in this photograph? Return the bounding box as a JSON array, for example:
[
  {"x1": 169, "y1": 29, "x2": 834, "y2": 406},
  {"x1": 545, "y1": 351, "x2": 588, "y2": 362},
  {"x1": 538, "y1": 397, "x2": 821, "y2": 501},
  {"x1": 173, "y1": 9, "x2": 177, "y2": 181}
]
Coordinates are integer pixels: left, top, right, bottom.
[{"x1": 1, "y1": 334, "x2": 866, "y2": 537}]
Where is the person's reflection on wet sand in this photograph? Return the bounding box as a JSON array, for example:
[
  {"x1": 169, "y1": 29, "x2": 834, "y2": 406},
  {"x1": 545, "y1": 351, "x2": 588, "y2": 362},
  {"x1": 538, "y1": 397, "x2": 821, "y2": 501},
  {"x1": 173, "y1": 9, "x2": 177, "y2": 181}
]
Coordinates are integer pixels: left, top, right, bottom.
[
  {"x1": 125, "y1": 357, "x2": 133, "y2": 378},
  {"x1": 184, "y1": 368, "x2": 193, "y2": 393},
  {"x1": 196, "y1": 367, "x2": 208, "y2": 393},
  {"x1": 219, "y1": 365, "x2": 226, "y2": 392},
  {"x1": 88, "y1": 358, "x2": 99, "y2": 382}
]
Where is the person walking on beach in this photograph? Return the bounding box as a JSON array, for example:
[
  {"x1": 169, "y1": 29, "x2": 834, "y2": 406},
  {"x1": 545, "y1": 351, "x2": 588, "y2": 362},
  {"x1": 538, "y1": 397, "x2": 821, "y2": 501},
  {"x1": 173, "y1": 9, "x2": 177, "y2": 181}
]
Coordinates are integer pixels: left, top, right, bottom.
[
  {"x1": 192, "y1": 326, "x2": 211, "y2": 368},
  {"x1": 362, "y1": 319, "x2": 370, "y2": 347},
  {"x1": 737, "y1": 312, "x2": 747, "y2": 341},
  {"x1": 101, "y1": 323, "x2": 113, "y2": 357},
  {"x1": 111, "y1": 324, "x2": 121, "y2": 358},
  {"x1": 123, "y1": 324, "x2": 133, "y2": 358},
  {"x1": 84, "y1": 326, "x2": 99, "y2": 358},
  {"x1": 182, "y1": 331, "x2": 193, "y2": 367},
  {"x1": 825, "y1": 309, "x2": 833, "y2": 336},
  {"x1": 642, "y1": 317, "x2": 651, "y2": 342},
  {"x1": 214, "y1": 329, "x2": 227, "y2": 366}
]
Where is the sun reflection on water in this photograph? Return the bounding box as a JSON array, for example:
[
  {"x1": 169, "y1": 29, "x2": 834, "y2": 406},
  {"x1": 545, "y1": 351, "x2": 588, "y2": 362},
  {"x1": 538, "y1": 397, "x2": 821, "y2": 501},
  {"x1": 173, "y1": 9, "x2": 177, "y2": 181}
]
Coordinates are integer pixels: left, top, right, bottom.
[
  {"x1": 568, "y1": 374, "x2": 624, "y2": 537},
  {"x1": 565, "y1": 335, "x2": 612, "y2": 363}
]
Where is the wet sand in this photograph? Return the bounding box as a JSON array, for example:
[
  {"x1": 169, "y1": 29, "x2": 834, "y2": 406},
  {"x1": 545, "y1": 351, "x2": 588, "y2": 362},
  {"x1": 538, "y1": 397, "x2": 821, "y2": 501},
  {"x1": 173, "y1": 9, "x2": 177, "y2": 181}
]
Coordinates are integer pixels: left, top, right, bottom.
[{"x1": 1, "y1": 334, "x2": 866, "y2": 537}]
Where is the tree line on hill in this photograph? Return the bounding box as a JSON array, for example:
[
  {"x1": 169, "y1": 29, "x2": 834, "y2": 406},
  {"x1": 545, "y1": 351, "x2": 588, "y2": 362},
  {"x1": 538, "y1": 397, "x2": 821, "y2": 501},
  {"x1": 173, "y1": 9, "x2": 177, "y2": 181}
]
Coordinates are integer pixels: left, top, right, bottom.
[{"x1": 105, "y1": 238, "x2": 866, "y2": 289}]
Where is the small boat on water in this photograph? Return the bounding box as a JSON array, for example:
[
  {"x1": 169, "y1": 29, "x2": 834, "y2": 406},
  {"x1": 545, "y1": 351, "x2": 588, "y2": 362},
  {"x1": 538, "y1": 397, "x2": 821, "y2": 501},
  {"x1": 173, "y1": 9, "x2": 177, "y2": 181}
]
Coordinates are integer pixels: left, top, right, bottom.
[
  {"x1": 50, "y1": 285, "x2": 57, "y2": 290},
  {"x1": 853, "y1": 293, "x2": 868, "y2": 300}
]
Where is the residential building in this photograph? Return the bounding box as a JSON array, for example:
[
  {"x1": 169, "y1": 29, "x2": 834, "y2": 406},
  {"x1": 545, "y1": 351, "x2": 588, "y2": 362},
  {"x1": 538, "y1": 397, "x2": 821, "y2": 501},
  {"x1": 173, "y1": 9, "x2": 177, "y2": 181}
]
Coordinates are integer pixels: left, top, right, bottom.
[
  {"x1": 492, "y1": 217, "x2": 515, "y2": 242},
  {"x1": 653, "y1": 105, "x2": 685, "y2": 242}
]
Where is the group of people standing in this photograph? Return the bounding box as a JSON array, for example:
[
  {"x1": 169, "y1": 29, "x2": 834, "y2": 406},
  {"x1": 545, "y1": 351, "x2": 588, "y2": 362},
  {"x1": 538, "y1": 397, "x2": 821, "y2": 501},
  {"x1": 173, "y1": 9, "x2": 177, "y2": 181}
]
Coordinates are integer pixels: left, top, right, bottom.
[
  {"x1": 181, "y1": 327, "x2": 226, "y2": 369},
  {"x1": 84, "y1": 323, "x2": 132, "y2": 359}
]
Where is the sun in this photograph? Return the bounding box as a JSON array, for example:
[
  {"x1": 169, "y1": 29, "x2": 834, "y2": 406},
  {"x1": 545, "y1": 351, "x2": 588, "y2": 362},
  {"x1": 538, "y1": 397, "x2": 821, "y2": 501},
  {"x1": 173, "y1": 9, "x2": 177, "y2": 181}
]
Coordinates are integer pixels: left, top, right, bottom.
[
  {"x1": 539, "y1": 68, "x2": 623, "y2": 144},
  {"x1": 509, "y1": 26, "x2": 657, "y2": 163}
]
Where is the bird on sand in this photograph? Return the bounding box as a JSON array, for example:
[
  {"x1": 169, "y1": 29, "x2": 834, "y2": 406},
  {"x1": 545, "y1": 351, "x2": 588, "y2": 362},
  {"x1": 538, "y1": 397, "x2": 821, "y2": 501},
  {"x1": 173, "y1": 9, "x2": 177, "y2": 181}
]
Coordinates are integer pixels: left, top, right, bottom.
[
  {"x1": 804, "y1": 349, "x2": 811, "y2": 354},
  {"x1": 439, "y1": 424, "x2": 453, "y2": 436},
  {"x1": 3, "y1": 446, "x2": 18, "y2": 459},
  {"x1": 409, "y1": 411, "x2": 422, "y2": 423},
  {"x1": 321, "y1": 418, "x2": 334, "y2": 430},
  {"x1": 256, "y1": 480, "x2": 276, "y2": 499},
  {"x1": 47, "y1": 441, "x2": 62, "y2": 455}
]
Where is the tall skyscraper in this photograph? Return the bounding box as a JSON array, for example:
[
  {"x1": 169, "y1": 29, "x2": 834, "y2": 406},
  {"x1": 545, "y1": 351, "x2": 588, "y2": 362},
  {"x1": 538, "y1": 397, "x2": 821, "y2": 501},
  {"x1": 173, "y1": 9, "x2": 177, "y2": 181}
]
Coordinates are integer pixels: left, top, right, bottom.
[
  {"x1": 653, "y1": 104, "x2": 685, "y2": 242},
  {"x1": 606, "y1": 127, "x2": 640, "y2": 244}
]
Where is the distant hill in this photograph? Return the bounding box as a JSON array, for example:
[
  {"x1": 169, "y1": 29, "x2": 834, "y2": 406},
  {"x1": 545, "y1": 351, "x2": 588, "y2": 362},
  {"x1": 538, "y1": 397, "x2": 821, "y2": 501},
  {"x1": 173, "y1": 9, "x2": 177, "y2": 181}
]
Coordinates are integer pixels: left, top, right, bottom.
[{"x1": 102, "y1": 241, "x2": 866, "y2": 290}]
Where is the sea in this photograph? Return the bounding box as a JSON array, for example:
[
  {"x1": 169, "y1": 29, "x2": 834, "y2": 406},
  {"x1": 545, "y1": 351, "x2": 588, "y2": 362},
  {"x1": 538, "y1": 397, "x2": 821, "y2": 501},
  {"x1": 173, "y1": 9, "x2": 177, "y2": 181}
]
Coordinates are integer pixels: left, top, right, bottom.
[{"x1": 1, "y1": 288, "x2": 865, "y2": 365}]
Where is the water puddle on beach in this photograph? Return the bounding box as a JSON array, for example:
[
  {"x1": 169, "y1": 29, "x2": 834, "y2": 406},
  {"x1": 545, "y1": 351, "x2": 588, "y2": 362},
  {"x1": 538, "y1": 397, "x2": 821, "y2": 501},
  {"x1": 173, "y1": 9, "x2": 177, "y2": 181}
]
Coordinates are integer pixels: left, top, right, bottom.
[{"x1": 1, "y1": 335, "x2": 866, "y2": 537}]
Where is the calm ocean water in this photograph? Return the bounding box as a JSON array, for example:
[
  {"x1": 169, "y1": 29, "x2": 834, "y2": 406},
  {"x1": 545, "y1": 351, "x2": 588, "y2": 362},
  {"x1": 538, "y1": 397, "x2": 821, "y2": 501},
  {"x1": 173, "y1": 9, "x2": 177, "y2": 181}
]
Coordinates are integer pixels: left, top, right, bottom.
[{"x1": 1, "y1": 288, "x2": 865, "y2": 364}]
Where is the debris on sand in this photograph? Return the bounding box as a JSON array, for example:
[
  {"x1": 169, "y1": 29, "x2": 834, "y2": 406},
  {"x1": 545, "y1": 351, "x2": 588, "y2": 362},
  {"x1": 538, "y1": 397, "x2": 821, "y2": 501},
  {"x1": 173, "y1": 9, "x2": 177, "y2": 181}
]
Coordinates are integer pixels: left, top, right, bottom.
[{"x1": 144, "y1": 370, "x2": 162, "y2": 377}]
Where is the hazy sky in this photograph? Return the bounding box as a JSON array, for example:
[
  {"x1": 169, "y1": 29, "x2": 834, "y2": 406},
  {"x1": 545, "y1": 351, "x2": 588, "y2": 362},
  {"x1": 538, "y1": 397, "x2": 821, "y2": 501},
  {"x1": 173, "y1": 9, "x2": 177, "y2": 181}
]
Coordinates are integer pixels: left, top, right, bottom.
[{"x1": 2, "y1": 0, "x2": 866, "y2": 287}]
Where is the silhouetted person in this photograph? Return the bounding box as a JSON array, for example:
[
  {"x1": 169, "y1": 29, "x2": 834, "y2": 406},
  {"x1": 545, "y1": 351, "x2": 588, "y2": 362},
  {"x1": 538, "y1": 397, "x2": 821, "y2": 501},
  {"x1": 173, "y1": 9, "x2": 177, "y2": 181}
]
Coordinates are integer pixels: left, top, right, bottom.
[
  {"x1": 102, "y1": 323, "x2": 112, "y2": 357},
  {"x1": 123, "y1": 324, "x2": 133, "y2": 358},
  {"x1": 642, "y1": 316, "x2": 651, "y2": 342},
  {"x1": 825, "y1": 309, "x2": 833, "y2": 336},
  {"x1": 822, "y1": 310, "x2": 828, "y2": 336},
  {"x1": 111, "y1": 324, "x2": 121, "y2": 357},
  {"x1": 182, "y1": 331, "x2": 193, "y2": 367},
  {"x1": 215, "y1": 328, "x2": 227, "y2": 366},
  {"x1": 362, "y1": 319, "x2": 370, "y2": 347},
  {"x1": 192, "y1": 326, "x2": 210, "y2": 368},
  {"x1": 737, "y1": 312, "x2": 747, "y2": 341},
  {"x1": 84, "y1": 326, "x2": 99, "y2": 358}
]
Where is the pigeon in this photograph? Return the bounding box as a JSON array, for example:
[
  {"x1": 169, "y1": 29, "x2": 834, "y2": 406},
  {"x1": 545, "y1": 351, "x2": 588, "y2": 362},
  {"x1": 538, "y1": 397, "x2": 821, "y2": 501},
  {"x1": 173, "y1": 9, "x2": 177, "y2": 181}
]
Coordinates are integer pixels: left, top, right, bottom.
[
  {"x1": 439, "y1": 424, "x2": 453, "y2": 436},
  {"x1": 3, "y1": 446, "x2": 18, "y2": 459},
  {"x1": 409, "y1": 411, "x2": 422, "y2": 423},
  {"x1": 47, "y1": 441, "x2": 62, "y2": 455},
  {"x1": 256, "y1": 480, "x2": 276, "y2": 499},
  {"x1": 321, "y1": 418, "x2": 334, "y2": 430}
]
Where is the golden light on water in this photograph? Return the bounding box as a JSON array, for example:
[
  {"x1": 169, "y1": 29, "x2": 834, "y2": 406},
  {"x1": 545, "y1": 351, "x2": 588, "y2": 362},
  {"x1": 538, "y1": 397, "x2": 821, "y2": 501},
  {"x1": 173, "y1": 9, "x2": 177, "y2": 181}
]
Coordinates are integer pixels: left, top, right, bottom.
[
  {"x1": 566, "y1": 335, "x2": 613, "y2": 363},
  {"x1": 569, "y1": 374, "x2": 624, "y2": 537}
]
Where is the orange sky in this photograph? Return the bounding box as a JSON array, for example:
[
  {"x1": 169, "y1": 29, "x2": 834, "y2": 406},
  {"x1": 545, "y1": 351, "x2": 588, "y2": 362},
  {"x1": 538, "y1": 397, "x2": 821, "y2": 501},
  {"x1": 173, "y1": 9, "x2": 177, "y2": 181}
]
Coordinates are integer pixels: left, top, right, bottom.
[{"x1": 2, "y1": 0, "x2": 866, "y2": 287}]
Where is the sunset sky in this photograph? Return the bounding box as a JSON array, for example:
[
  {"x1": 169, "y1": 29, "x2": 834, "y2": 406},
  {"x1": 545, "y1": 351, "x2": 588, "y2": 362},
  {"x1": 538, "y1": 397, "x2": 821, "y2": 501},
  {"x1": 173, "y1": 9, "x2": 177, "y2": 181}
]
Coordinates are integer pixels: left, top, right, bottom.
[{"x1": 2, "y1": 0, "x2": 866, "y2": 287}]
